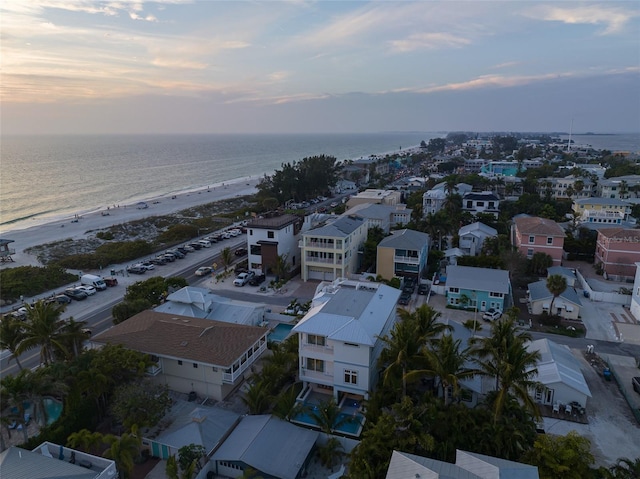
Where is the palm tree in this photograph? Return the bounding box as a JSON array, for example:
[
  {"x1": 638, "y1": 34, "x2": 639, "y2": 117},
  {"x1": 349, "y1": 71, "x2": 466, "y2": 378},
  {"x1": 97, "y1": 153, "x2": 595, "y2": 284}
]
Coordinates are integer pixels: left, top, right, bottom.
[
  {"x1": 59, "y1": 318, "x2": 90, "y2": 360},
  {"x1": 609, "y1": 457, "x2": 640, "y2": 478},
  {"x1": 103, "y1": 432, "x2": 141, "y2": 479},
  {"x1": 473, "y1": 317, "x2": 542, "y2": 421},
  {"x1": 17, "y1": 301, "x2": 68, "y2": 366},
  {"x1": 272, "y1": 383, "x2": 303, "y2": 421},
  {"x1": 273, "y1": 253, "x2": 289, "y2": 281},
  {"x1": 241, "y1": 380, "x2": 272, "y2": 415},
  {"x1": 221, "y1": 246, "x2": 233, "y2": 272},
  {"x1": 0, "y1": 370, "x2": 33, "y2": 442},
  {"x1": 379, "y1": 317, "x2": 423, "y2": 398},
  {"x1": 546, "y1": 274, "x2": 567, "y2": 316},
  {"x1": 0, "y1": 316, "x2": 26, "y2": 370},
  {"x1": 619, "y1": 180, "x2": 629, "y2": 199},
  {"x1": 67, "y1": 429, "x2": 104, "y2": 455},
  {"x1": 307, "y1": 399, "x2": 353, "y2": 434},
  {"x1": 411, "y1": 304, "x2": 450, "y2": 344}
]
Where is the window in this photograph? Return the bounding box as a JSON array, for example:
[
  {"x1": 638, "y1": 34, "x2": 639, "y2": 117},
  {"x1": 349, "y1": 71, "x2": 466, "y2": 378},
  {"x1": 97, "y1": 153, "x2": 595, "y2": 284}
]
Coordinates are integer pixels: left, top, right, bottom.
[
  {"x1": 527, "y1": 248, "x2": 534, "y2": 258},
  {"x1": 489, "y1": 292, "x2": 503, "y2": 298},
  {"x1": 547, "y1": 237, "x2": 553, "y2": 245},
  {"x1": 449, "y1": 287, "x2": 459, "y2": 293},
  {"x1": 306, "y1": 358, "x2": 324, "y2": 372},
  {"x1": 344, "y1": 369, "x2": 358, "y2": 384},
  {"x1": 267, "y1": 231, "x2": 275, "y2": 239},
  {"x1": 249, "y1": 230, "x2": 253, "y2": 235},
  {"x1": 528, "y1": 235, "x2": 535, "y2": 244},
  {"x1": 178, "y1": 360, "x2": 183, "y2": 366},
  {"x1": 193, "y1": 363, "x2": 198, "y2": 368},
  {"x1": 476, "y1": 201, "x2": 484, "y2": 207},
  {"x1": 307, "y1": 334, "x2": 326, "y2": 346},
  {"x1": 344, "y1": 342, "x2": 359, "y2": 347}
]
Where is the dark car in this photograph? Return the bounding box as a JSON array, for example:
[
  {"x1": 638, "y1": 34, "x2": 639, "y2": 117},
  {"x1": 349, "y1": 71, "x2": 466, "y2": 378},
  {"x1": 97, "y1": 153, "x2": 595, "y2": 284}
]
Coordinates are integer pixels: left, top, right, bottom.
[
  {"x1": 64, "y1": 288, "x2": 88, "y2": 301},
  {"x1": 633, "y1": 377, "x2": 640, "y2": 394},
  {"x1": 235, "y1": 247, "x2": 248, "y2": 256},
  {"x1": 189, "y1": 242, "x2": 203, "y2": 250},
  {"x1": 176, "y1": 246, "x2": 189, "y2": 255},
  {"x1": 249, "y1": 273, "x2": 266, "y2": 286},
  {"x1": 127, "y1": 265, "x2": 146, "y2": 275},
  {"x1": 46, "y1": 294, "x2": 73, "y2": 305},
  {"x1": 418, "y1": 283, "x2": 429, "y2": 295},
  {"x1": 398, "y1": 292, "x2": 411, "y2": 305},
  {"x1": 150, "y1": 257, "x2": 168, "y2": 265}
]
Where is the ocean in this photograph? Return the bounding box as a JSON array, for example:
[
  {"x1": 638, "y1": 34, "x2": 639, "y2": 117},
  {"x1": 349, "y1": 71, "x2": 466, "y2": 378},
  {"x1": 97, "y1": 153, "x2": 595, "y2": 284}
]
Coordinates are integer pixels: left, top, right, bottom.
[{"x1": 0, "y1": 132, "x2": 441, "y2": 231}]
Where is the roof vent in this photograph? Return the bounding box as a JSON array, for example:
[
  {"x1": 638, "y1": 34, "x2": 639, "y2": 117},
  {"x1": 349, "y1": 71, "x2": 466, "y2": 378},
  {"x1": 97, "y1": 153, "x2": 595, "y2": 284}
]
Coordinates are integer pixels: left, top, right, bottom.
[{"x1": 180, "y1": 341, "x2": 188, "y2": 347}]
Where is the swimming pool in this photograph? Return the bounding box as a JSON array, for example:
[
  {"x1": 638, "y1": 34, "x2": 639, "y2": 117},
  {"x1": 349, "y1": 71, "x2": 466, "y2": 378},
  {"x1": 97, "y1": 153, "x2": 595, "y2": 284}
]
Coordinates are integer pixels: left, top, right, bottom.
[
  {"x1": 19, "y1": 398, "x2": 63, "y2": 425},
  {"x1": 268, "y1": 323, "x2": 294, "y2": 343},
  {"x1": 292, "y1": 409, "x2": 364, "y2": 436}
]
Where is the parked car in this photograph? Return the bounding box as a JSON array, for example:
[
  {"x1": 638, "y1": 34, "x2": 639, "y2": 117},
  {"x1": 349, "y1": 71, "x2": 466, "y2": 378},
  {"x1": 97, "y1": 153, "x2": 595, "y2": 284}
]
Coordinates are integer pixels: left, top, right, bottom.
[
  {"x1": 198, "y1": 240, "x2": 212, "y2": 248},
  {"x1": 76, "y1": 285, "x2": 97, "y2": 296},
  {"x1": 139, "y1": 261, "x2": 156, "y2": 270},
  {"x1": 633, "y1": 377, "x2": 640, "y2": 394},
  {"x1": 166, "y1": 250, "x2": 184, "y2": 259},
  {"x1": 150, "y1": 257, "x2": 168, "y2": 265},
  {"x1": 235, "y1": 247, "x2": 248, "y2": 256},
  {"x1": 189, "y1": 242, "x2": 203, "y2": 250},
  {"x1": 46, "y1": 294, "x2": 73, "y2": 305},
  {"x1": 248, "y1": 273, "x2": 266, "y2": 286},
  {"x1": 195, "y1": 266, "x2": 213, "y2": 276},
  {"x1": 398, "y1": 292, "x2": 411, "y2": 305},
  {"x1": 176, "y1": 246, "x2": 189, "y2": 255},
  {"x1": 127, "y1": 265, "x2": 147, "y2": 275},
  {"x1": 204, "y1": 236, "x2": 218, "y2": 243},
  {"x1": 64, "y1": 288, "x2": 88, "y2": 300},
  {"x1": 233, "y1": 272, "x2": 255, "y2": 286},
  {"x1": 482, "y1": 308, "x2": 502, "y2": 322},
  {"x1": 104, "y1": 277, "x2": 118, "y2": 287},
  {"x1": 418, "y1": 283, "x2": 429, "y2": 295},
  {"x1": 182, "y1": 244, "x2": 195, "y2": 252}
]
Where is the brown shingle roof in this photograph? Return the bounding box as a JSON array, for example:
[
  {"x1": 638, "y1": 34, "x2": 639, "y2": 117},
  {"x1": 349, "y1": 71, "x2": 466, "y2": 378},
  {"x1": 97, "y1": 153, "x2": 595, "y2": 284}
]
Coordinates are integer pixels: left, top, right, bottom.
[
  {"x1": 514, "y1": 216, "x2": 565, "y2": 237},
  {"x1": 598, "y1": 228, "x2": 640, "y2": 240},
  {"x1": 248, "y1": 214, "x2": 301, "y2": 229},
  {"x1": 91, "y1": 311, "x2": 266, "y2": 367}
]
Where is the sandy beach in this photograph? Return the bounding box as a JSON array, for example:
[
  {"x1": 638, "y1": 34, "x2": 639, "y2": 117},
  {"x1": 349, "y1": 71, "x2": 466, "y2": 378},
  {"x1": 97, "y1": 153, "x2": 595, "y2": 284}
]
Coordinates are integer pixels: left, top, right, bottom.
[{"x1": 0, "y1": 177, "x2": 260, "y2": 268}]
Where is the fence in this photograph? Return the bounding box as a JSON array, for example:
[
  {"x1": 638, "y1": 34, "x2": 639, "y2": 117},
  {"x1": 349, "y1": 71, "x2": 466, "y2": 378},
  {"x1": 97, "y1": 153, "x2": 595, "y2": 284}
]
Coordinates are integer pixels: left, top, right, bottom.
[{"x1": 575, "y1": 269, "x2": 632, "y2": 306}]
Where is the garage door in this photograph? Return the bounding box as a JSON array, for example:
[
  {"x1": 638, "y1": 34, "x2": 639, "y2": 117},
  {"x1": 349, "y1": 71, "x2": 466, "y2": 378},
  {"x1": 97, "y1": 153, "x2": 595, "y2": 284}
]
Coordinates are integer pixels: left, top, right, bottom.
[{"x1": 308, "y1": 268, "x2": 325, "y2": 280}]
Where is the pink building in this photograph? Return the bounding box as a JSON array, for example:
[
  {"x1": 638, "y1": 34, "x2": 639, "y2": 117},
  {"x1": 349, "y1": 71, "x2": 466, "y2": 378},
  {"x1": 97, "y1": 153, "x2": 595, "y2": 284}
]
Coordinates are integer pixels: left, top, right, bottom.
[
  {"x1": 595, "y1": 228, "x2": 640, "y2": 281},
  {"x1": 512, "y1": 216, "x2": 565, "y2": 266}
]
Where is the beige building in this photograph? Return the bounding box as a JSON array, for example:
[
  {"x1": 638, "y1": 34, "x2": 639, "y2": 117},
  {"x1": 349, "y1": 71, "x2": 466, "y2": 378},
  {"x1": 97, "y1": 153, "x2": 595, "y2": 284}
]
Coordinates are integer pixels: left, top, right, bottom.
[
  {"x1": 91, "y1": 311, "x2": 268, "y2": 402},
  {"x1": 346, "y1": 189, "x2": 402, "y2": 208}
]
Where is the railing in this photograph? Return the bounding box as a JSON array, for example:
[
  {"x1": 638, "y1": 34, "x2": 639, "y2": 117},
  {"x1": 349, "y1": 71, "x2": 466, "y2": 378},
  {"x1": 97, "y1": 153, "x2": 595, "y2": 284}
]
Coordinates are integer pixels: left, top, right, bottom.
[
  {"x1": 222, "y1": 340, "x2": 267, "y2": 383},
  {"x1": 0, "y1": 248, "x2": 15, "y2": 256},
  {"x1": 300, "y1": 343, "x2": 334, "y2": 354},
  {"x1": 146, "y1": 364, "x2": 162, "y2": 376},
  {"x1": 305, "y1": 256, "x2": 343, "y2": 265},
  {"x1": 304, "y1": 240, "x2": 337, "y2": 249},
  {"x1": 300, "y1": 368, "x2": 333, "y2": 381},
  {"x1": 394, "y1": 255, "x2": 420, "y2": 263}
]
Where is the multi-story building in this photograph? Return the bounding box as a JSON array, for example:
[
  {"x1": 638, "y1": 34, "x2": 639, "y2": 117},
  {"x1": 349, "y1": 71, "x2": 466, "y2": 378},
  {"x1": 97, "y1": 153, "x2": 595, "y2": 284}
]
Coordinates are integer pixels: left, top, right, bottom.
[
  {"x1": 462, "y1": 191, "x2": 500, "y2": 218},
  {"x1": 292, "y1": 279, "x2": 401, "y2": 402},
  {"x1": 512, "y1": 216, "x2": 565, "y2": 265},
  {"x1": 458, "y1": 222, "x2": 497, "y2": 256},
  {"x1": 595, "y1": 228, "x2": 640, "y2": 281},
  {"x1": 376, "y1": 229, "x2": 430, "y2": 281},
  {"x1": 445, "y1": 265, "x2": 511, "y2": 312},
  {"x1": 300, "y1": 215, "x2": 368, "y2": 281},
  {"x1": 346, "y1": 189, "x2": 402, "y2": 208},
  {"x1": 537, "y1": 175, "x2": 595, "y2": 200},
  {"x1": 630, "y1": 262, "x2": 640, "y2": 322},
  {"x1": 91, "y1": 311, "x2": 268, "y2": 402},
  {"x1": 572, "y1": 198, "x2": 632, "y2": 225},
  {"x1": 596, "y1": 175, "x2": 640, "y2": 199},
  {"x1": 246, "y1": 214, "x2": 302, "y2": 275},
  {"x1": 422, "y1": 182, "x2": 472, "y2": 216},
  {"x1": 345, "y1": 203, "x2": 412, "y2": 233}
]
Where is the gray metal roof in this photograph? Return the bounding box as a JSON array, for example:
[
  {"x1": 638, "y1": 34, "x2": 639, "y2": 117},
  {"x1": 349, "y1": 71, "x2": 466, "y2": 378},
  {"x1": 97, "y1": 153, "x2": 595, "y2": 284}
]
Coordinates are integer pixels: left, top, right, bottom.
[
  {"x1": 459, "y1": 222, "x2": 497, "y2": 237},
  {"x1": 456, "y1": 450, "x2": 540, "y2": 478},
  {"x1": 386, "y1": 451, "x2": 482, "y2": 479},
  {"x1": 0, "y1": 447, "x2": 98, "y2": 479},
  {"x1": 546, "y1": 266, "x2": 576, "y2": 279},
  {"x1": 293, "y1": 284, "x2": 401, "y2": 346},
  {"x1": 378, "y1": 229, "x2": 429, "y2": 250},
  {"x1": 211, "y1": 415, "x2": 318, "y2": 479},
  {"x1": 446, "y1": 266, "x2": 510, "y2": 294},
  {"x1": 526, "y1": 339, "x2": 592, "y2": 398},
  {"x1": 463, "y1": 192, "x2": 500, "y2": 201},
  {"x1": 574, "y1": 197, "x2": 631, "y2": 206},
  {"x1": 527, "y1": 280, "x2": 581, "y2": 306},
  {"x1": 305, "y1": 215, "x2": 365, "y2": 238}
]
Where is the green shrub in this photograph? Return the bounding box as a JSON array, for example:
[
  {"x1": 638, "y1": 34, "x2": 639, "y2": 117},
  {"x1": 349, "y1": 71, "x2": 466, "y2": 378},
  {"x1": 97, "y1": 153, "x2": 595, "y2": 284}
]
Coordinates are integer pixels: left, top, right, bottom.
[
  {"x1": 0, "y1": 265, "x2": 78, "y2": 301},
  {"x1": 56, "y1": 240, "x2": 153, "y2": 270},
  {"x1": 96, "y1": 231, "x2": 114, "y2": 240}
]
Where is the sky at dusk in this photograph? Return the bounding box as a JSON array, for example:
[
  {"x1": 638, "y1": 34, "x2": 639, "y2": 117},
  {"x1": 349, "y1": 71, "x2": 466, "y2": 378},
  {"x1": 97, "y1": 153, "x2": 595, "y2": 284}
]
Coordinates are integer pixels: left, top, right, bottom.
[{"x1": 2, "y1": 1, "x2": 639, "y2": 135}]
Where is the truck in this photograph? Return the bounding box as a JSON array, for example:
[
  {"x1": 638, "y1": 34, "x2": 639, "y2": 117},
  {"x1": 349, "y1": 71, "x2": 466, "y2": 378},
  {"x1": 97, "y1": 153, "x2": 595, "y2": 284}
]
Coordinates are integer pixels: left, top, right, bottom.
[{"x1": 81, "y1": 274, "x2": 107, "y2": 291}]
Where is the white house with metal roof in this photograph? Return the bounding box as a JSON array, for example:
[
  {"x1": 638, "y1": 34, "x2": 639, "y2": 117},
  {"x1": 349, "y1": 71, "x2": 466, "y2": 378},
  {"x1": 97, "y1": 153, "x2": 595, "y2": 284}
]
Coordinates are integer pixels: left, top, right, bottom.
[
  {"x1": 292, "y1": 279, "x2": 401, "y2": 403},
  {"x1": 526, "y1": 338, "x2": 591, "y2": 409},
  {"x1": 445, "y1": 265, "x2": 511, "y2": 313},
  {"x1": 210, "y1": 415, "x2": 318, "y2": 479},
  {"x1": 386, "y1": 449, "x2": 539, "y2": 479},
  {"x1": 458, "y1": 222, "x2": 497, "y2": 256},
  {"x1": 154, "y1": 286, "x2": 266, "y2": 326},
  {"x1": 300, "y1": 215, "x2": 368, "y2": 281},
  {"x1": 345, "y1": 202, "x2": 412, "y2": 233},
  {"x1": 527, "y1": 280, "x2": 582, "y2": 319}
]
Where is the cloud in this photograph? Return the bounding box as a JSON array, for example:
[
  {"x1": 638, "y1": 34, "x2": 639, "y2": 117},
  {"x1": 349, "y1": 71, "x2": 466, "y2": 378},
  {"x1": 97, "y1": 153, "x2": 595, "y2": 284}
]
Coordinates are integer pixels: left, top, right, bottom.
[
  {"x1": 389, "y1": 32, "x2": 470, "y2": 52},
  {"x1": 524, "y1": 4, "x2": 636, "y2": 35}
]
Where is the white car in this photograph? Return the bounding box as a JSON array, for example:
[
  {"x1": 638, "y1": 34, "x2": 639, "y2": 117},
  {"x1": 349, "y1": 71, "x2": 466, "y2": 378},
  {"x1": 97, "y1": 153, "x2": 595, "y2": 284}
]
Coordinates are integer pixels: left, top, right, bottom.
[
  {"x1": 233, "y1": 272, "x2": 254, "y2": 286},
  {"x1": 195, "y1": 266, "x2": 213, "y2": 276},
  {"x1": 482, "y1": 308, "x2": 502, "y2": 322},
  {"x1": 77, "y1": 285, "x2": 97, "y2": 296}
]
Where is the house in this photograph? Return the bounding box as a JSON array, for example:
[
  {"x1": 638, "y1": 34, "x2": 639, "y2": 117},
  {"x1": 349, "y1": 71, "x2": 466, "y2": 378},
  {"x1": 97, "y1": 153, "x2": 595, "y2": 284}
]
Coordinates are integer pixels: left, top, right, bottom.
[
  {"x1": 547, "y1": 266, "x2": 578, "y2": 288},
  {"x1": 526, "y1": 338, "x2": 592, "y2": 409},
  {"x1": 386, "y1": 449, "x2": 539, "y2": 479},
  {"x1": 537, "y1": 175, "x2": 595, "y2": 200},
  {"x1": 527, "y1": 280, "x2": 582, "y2": 319},
  {"x1": 346, "y1": 189, "x2": 401, "y2": 208},
  {"x1": 292, "y1": 279, "x2": 401, "y2": 402},
  {"x1": 458, "y1": 222, "x2": 497, "y2": 256},
  {"x1": 0, "y1": 443, "x2": 117, "y2": 479},
  {"x1": 142, "y1": 400, "x2": 240, "y2": 460},
  {"x1": 445, "y1": 265, "x2": 511, "y2": 313},
  {"x1": 512, "y1": 216, "x2": 566, "y2": 266},
  {"x1": 154, "y1": 286, "x2": 266, "y2": 326},
  {"x1": 334, "y1": 179, "x2": 358, "y2": 193},
  {"x1": 210, "y1": 415, "x2": 318, "y2": 479},
  {"x1": 300, "y1": 215, "x2": 368, "y2": 281},
  {"x1": 595, "y1": 228, "x2": 640, "y2": 281},
  {"x1": 422, "y1": 182, "x2": 473, "y2": 216},
  {"x1": 91, "y1": 311, "x2": 268, "y2": 402},
  {"x1": 572, "y1": 197, "x2": 632, "y2": 225},
  {"x1": 443, "y1": 247, "x2": 466, "y2": 266},
  {"x1": 345, "y1": 203, "x2": 412, "y2": 233},
  {"x1": 342, "y1": 164, "x2": 370, "y2": 185},
  {"x1": 376, "y1": 229, "x2": 430, "y2": 281},
  {"x1": 246, "y1": 214, "x2": 302, "y2": 275},
  {"x1": 630, "y1": 262, "x2": 640, "y2": 322},
  {"x1": 596, "y1": 175, "x2": 640, "y2": 199},
  {"x1": 462, "y1": 191, "x2": 500, "y2": 218}
]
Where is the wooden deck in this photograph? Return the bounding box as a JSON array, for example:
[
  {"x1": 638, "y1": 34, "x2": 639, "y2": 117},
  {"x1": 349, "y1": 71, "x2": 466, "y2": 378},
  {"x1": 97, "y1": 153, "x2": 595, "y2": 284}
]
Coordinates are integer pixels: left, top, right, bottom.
[{"x1": 537, "y1": 403, "x2": 588, "y2": 424}]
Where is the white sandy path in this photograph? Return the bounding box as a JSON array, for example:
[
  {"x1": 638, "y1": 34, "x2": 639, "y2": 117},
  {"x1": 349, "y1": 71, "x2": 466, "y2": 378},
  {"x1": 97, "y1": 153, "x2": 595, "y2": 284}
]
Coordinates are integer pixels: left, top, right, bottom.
[{"x1": 0, "y1": 177, "x2": 259, "y2": 268}]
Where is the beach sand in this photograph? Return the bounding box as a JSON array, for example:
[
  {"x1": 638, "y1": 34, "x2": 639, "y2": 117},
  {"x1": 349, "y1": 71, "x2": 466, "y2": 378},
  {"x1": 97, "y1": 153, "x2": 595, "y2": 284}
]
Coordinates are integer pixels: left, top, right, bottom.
[{"x1": 0, "y1": 177, "x2": 260, "y2": 268}]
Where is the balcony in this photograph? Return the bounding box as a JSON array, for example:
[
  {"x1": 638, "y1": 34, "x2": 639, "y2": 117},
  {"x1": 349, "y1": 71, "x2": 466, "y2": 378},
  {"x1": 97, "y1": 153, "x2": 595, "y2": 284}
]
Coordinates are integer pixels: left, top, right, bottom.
[
  {"x1": 222, "y1": 339, "x2": 267, "y2": 384},
  {"x1": 394, "y1": 254, "x2": 420, "y2": 264},
  {"x1": 300, "y1": 367, "x2": 333, "y2": 382},
  {"x1": 146, "y1": 363, "x2": 162, "y2": 376},
  {"x1": 303, "y1": 239, "x2": 338, "y2": 249},
  {"x1": 305, "y1": 256, "x2": 344, "y2": 266},
  {"x1": 300, "y1": 342, "x2": 334, "y2": 354}
]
